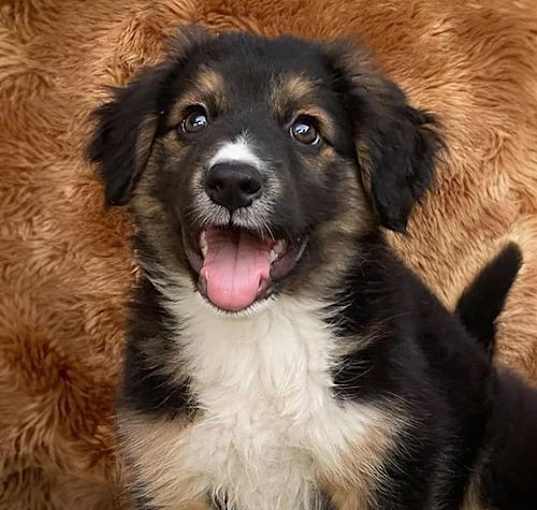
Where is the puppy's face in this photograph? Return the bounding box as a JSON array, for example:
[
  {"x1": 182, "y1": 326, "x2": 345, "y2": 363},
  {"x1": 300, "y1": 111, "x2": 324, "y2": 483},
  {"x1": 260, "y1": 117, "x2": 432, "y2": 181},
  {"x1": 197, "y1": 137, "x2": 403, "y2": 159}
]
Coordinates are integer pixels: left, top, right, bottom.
[{"x1": 89, "y1": 28, "x2": 441, "y2": 314}]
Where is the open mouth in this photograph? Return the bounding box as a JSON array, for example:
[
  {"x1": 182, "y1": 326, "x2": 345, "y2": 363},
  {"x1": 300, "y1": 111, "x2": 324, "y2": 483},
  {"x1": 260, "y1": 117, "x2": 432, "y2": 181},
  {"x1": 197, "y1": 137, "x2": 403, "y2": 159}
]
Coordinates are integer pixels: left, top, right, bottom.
[{"x1": 184, "y1": 226, "x2": 308, "y2": 312}]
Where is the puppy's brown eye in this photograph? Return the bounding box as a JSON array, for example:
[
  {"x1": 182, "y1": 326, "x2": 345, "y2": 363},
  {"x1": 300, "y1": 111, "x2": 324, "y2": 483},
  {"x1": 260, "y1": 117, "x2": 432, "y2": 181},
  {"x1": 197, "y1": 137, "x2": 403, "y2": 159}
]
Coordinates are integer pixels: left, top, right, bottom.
[
  {"x1": 181, "y1": 106, "x2": 209, "y2": 134},
  {"x1": 290, "y1": 117, "x2": 320, "y2": 145}
]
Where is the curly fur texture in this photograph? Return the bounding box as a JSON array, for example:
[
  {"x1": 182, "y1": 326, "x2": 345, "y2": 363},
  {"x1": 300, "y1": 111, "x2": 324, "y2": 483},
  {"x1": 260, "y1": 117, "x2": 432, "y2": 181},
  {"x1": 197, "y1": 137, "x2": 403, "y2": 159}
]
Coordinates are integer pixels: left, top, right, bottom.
[{"x1": 1, "y1": 0, "x2": 537, "y2": 508}]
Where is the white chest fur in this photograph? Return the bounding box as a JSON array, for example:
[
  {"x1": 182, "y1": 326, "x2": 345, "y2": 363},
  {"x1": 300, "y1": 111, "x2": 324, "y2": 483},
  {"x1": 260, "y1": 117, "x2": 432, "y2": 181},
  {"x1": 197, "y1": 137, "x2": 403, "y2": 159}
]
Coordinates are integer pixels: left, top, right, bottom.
[{"x1": 125, "y1": 292, "x2": 397, "y2": 510}]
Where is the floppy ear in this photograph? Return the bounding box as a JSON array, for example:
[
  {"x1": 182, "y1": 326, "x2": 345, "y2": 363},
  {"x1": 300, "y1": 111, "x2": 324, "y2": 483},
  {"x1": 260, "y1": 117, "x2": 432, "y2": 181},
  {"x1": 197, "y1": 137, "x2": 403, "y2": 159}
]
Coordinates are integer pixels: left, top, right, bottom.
[
  {"x1": 323, "y1": 41, "x2": 444, "y2": 232},
  {"x1": 87, "y1": 67, "x2": 168, "y2": 206},
  {"x1": 87, "y1": 25, "x2": 211, "y2": 206}
]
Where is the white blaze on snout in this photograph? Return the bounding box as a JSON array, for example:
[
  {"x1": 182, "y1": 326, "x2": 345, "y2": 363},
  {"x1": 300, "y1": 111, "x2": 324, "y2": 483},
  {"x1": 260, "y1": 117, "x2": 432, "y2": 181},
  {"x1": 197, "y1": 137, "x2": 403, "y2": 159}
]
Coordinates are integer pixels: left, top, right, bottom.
[{"x1": 209, "y1": 134, "x2": 263, "y2": 170}]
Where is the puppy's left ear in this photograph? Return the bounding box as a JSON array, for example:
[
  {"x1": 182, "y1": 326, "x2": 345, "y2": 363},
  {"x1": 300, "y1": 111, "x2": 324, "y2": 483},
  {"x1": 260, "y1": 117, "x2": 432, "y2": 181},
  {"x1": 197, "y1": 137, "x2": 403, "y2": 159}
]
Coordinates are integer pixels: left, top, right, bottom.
[
  {"x1": 87, "y1": 65, "x2": 170, "y2": 206},
  {"x1": 87, "y1": 24, "x2": 211, "y2": 206},
  {"x1": 323, "y1": 41, "x2": 444, "y2": 232}
]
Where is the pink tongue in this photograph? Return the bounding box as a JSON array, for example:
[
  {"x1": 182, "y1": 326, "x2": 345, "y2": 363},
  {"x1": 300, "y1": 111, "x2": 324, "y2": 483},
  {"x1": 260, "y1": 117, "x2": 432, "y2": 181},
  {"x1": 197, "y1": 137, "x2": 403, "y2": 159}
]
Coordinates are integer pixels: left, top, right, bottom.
[{"x1": 201, "y1": 228, "x2": 272, "y2": 311}]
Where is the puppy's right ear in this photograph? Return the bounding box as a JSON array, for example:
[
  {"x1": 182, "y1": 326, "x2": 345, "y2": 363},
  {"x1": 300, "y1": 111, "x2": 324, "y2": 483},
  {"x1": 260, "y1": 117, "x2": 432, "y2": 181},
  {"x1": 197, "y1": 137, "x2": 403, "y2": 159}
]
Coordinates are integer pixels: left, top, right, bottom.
[
  {"x1": 87, "y1": 25, "x2": 210, "y2": 206},
  {"x1": 322, "y1": 40, "x2": 444, "y2": 232}
]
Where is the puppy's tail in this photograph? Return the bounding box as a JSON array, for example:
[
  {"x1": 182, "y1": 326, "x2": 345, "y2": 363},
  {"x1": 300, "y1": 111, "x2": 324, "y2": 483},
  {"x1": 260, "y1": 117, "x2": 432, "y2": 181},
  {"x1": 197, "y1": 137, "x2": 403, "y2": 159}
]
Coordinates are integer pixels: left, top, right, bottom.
[{"x1": 455, "y1": 243, "x2": 522, "y2": 360}]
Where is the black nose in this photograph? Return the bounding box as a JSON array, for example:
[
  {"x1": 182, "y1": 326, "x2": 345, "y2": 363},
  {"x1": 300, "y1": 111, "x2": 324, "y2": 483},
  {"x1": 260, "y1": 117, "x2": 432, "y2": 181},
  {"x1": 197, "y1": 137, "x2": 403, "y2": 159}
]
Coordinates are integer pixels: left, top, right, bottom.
[{"x1": 205, "y1": 163, "x2": 263, "y2": 212}]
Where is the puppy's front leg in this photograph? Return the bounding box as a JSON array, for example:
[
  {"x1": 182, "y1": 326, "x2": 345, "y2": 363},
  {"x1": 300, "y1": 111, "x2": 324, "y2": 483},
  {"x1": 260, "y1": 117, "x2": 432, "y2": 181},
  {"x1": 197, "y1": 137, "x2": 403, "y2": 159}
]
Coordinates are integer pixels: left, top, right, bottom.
[{"x1": 120, "y1": 412, "x2": 212, "y2": 510}]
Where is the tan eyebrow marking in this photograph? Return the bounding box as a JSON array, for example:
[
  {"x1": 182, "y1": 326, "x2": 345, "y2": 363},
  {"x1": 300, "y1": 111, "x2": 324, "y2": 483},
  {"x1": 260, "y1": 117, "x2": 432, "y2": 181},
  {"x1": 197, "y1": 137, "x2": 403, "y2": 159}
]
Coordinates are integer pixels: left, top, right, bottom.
[
  {"x1": 280, "y1": 74, "x2": 317, "y2": 101},
  {"x1": 271, "y1": 73, "x2": 316, "y2": 114},
  {"x1": 196, "y1": 67, "x2": 225, "y2": 97},
  {"x1": 168, "y1": 67, "x2": 226, "y2": 126},
  {"x1": 271, "y1": 73, "x2": 337, "y2": 140}
]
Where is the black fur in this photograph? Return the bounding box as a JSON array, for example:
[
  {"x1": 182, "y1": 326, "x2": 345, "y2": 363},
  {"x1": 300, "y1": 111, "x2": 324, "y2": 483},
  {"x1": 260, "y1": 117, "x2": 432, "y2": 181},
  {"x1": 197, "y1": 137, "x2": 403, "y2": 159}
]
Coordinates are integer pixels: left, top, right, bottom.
[
  {"x1": 328, "y1": 231, "x2": 495, "y2": 509},
  {"x1": 455, "y1": 243, "x2": 522, "y2": 359},
  {"x1": 121, "y1": 278, "x2": 194, "y2": 419},
  {"x1": 481, "y1": 369, "x2": 537, "y2": 509}
]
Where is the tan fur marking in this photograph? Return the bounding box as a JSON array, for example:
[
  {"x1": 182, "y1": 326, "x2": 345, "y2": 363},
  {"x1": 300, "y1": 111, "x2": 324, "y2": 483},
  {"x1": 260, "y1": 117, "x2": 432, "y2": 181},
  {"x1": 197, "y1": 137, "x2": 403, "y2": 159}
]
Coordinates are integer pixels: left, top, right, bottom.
[
  {"x1": 320, "y1": 144, "x2": 336, "y2": 159},
  {"x1": 271, "y1": 75, "x2": 337, "y2": 140},
  {"x1": 320, "y1": 402, "x2": 411, "y2": 510},
  {"x1": 277, "y1": 74, "x2": 316, "y2": 102},
  {"x1": 131, "y1": 157, "x2": 165, "y2": 220},
  {"x1": 195, "y1": 68, "x2": 224, "y2": 98},
  {"x1": 122, "y1": 112, "x2": 161, "y2": 200},
  {"x1": 271, "y1": 73, "x2": 315, "y2": 116},
  {"x1": 119, "y1": 411, "x2": 210, "y2": 509},
  {"x1": 460, "y1": 468, "x2": 487, "y2": 510},
  {"x1": 356, "y1": 141, "x2": 374, "y2": 198},
  {"x1": 168, "y1": 68, "x2": 225, "y2": 126},
  {"x1": 299, "y1": 167, "x2": 374, "y2": 297}
]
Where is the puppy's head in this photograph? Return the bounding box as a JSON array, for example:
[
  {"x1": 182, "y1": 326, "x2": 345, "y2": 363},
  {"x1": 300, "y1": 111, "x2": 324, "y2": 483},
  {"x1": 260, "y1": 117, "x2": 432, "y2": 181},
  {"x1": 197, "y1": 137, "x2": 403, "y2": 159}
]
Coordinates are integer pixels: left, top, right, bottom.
[{"x1": 89, "y1": 26, "x2": 442, "y2": 314}]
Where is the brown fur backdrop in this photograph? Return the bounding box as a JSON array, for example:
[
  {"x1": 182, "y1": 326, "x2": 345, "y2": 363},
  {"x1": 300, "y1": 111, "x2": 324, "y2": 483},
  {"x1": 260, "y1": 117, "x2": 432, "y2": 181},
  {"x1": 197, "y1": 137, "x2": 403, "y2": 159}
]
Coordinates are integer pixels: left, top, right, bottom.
[{"x1": 1, "y1": 0, "x2": 537, "y2": 508}]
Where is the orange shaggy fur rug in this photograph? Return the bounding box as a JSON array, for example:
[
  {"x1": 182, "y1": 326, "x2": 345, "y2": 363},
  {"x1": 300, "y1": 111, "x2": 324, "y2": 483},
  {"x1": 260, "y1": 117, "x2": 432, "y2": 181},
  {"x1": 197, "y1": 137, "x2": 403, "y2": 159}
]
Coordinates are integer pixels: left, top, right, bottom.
[{"x1": 1, "y1": 0, "x2": 537, "y2": 508}]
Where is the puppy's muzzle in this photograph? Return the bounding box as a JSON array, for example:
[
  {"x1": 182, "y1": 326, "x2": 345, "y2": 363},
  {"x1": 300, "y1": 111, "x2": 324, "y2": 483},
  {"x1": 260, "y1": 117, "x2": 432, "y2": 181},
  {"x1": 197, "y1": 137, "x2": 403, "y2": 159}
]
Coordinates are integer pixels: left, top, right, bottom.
[{"x1": 205, "y1": 163, "x2": 263, "y2": 212}]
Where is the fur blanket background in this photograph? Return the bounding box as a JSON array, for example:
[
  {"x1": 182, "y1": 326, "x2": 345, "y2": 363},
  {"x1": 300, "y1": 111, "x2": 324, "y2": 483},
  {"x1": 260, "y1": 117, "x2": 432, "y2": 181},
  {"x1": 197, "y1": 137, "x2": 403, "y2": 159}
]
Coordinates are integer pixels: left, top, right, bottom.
[{"x1": 1, "y1": 0, "x2": 537, "y2": 508}]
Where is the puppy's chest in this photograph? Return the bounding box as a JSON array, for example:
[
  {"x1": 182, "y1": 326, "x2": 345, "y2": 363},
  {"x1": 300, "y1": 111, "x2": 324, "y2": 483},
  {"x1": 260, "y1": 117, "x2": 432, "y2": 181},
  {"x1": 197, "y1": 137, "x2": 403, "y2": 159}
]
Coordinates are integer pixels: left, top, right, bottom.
[
  {"x1": 186, "y1": 370, "x2": 328, "y2": 509},
  {"x1": 175, "y1": 299, "x2": 381, "y2": 509}
]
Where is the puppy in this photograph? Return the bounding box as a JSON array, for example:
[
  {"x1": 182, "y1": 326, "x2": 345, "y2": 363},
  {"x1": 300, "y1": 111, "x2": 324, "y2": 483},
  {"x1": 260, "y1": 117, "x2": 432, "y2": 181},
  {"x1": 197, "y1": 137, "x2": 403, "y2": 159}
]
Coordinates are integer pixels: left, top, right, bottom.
[{"x1": 89, "y1": 27, "x2": 535, "y2": 510}]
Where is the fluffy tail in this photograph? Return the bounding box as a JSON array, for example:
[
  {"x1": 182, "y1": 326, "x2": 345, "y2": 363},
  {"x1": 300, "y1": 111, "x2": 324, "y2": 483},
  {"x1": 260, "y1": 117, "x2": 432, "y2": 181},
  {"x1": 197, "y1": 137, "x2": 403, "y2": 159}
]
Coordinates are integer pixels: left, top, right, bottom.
[{"x1": 455, "y1": 243, "x2": 522, "y2": 359}]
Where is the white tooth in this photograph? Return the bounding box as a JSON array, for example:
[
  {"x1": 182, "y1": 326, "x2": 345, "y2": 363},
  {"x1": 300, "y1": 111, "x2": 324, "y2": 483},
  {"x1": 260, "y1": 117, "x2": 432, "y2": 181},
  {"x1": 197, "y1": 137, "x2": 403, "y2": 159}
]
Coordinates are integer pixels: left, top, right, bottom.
[
  {"x1": 200, "y1": 232, "x2": 208, "y2": 257},
  {"x1": 274, "y1": 240, "x2": 287, "y2": 255},
  {"x1": 269, "y1": 240, "x2": 287, "y2": 263}
]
